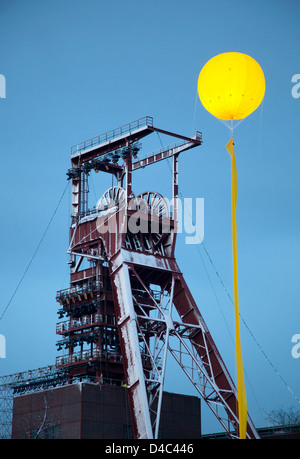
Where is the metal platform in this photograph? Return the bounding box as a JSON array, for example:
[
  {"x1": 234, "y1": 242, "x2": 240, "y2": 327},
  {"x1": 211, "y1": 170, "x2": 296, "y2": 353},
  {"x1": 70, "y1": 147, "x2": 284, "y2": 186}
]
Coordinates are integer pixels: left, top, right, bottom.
[{"x1": 0, "y1": 366, "x2": 68, "y2": 439}]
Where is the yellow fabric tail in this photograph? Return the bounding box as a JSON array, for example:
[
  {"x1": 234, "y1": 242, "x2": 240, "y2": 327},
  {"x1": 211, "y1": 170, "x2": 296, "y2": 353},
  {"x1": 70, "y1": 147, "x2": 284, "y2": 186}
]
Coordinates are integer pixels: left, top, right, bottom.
[{"x1": 226, "y1": 137, "x2": 247, "y2": 439}]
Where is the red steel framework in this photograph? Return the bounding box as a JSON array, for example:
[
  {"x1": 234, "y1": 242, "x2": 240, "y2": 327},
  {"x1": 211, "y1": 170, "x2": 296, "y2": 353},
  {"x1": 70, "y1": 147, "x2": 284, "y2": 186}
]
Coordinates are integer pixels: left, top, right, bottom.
[{"x1": 55, "y1": 116, "x2": 259, "y2": 439}]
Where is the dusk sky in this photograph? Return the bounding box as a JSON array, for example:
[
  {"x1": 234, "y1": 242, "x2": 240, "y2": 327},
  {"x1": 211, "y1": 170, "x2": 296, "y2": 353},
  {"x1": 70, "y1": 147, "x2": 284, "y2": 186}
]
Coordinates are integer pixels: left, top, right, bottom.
[{"x1": 0, "y1": 0, "x2": 299, "y2": 434}]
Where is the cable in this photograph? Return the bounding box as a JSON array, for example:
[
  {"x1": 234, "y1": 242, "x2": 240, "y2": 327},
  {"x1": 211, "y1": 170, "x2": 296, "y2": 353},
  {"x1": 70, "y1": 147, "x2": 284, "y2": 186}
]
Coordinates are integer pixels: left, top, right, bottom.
[
  {"x1": 191, "y1": 87, "x2": 198, "y2": 137},
  {"x1": 203, "y1": 240, "x2": 300, "y2": 405},
  {"x1": 155, "y1": 131, "x2": 300, "y2": 406},
  {"x1": 0, "y1": 181, "x2": 70, "y2": 321},
  {"x1": 257, "y1": 97, "x2": 265, "y2": 156}
]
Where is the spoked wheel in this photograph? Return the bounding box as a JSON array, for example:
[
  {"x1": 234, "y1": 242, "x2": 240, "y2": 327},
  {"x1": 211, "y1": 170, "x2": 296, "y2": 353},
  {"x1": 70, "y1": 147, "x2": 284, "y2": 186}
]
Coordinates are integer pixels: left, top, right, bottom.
[
  {"x1": 137, "y1": 191, "x2": 169, "y2": 219},
  {"x1": 97, "y1": 186, "x2": 127, "y2": 211}
]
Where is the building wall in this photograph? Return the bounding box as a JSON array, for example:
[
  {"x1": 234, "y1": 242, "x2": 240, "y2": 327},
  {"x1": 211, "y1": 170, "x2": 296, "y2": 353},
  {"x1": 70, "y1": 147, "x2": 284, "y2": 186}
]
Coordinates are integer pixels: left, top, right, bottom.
[{"x1": 11, "y1": 383, "x2": 201, "y2": 439}]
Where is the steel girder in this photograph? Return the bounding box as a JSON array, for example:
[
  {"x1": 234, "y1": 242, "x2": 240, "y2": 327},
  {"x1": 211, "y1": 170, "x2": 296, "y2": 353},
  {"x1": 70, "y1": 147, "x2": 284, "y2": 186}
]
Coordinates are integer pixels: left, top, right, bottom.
[{"x1": 109, "y1": 250, "x2": 259, "y2": 439}]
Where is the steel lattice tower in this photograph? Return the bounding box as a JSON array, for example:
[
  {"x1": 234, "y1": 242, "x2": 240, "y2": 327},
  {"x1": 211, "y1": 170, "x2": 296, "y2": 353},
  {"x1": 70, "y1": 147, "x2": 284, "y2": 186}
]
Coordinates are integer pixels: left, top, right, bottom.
[{"x1": 55, "y1": 116, "x2": 259, "y2": 439}]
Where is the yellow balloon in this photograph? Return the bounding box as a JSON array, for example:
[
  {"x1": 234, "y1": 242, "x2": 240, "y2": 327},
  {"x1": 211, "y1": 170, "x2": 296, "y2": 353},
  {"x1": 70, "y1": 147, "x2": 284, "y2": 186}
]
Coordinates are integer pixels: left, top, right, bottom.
[{"x1": 197, "y1": 52, "x2": 265, "y2": 121}]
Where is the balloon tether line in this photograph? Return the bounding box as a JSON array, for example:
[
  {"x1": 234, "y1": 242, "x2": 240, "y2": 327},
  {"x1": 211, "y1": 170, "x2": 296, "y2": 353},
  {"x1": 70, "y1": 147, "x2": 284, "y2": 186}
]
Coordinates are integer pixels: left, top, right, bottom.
[{"x1": 226, "y1": 137, "x2": 248, "y2": 439}]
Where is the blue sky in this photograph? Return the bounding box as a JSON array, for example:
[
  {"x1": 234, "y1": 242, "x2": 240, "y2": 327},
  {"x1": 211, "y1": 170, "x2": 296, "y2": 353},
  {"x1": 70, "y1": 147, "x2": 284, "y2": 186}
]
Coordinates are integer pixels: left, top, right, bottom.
[{"x1": 0, "y1": 0, "x2": 299, "y2": 434}]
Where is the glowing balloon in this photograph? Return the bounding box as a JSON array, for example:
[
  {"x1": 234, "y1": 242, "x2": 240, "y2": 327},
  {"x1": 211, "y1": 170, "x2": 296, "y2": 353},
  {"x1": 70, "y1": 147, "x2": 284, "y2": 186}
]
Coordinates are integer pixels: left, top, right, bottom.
[{"x1": 197, "y1": 52, "x2": 265, "y2": 121}]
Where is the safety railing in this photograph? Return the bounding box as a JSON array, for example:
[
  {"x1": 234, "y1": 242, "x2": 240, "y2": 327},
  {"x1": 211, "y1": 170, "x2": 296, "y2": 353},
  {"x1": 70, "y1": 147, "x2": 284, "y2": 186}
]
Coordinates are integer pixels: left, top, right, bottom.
[
  {"x1": 56, "y1": 350, "x2": 152, "y2": 368},
  {"x1": 56, "y1": 280, "x2": 102, "y2": 301},
  {"x1": 70, "y1": 116, "x2": 153, "y2": 156},
  {"x1": 132, "y1": 132, "x2": 202, "y2": 170},
  {"x1": 56, "y1": 313, "x2": 116, "y2": 333},
  {"x1": 56, "y1": 350, "x2": 122, "y2": 367}
]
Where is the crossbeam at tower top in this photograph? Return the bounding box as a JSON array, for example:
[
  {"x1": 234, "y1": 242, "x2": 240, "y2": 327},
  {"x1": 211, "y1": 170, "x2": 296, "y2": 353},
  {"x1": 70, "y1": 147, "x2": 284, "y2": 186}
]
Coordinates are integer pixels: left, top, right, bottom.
[{"x1": 69, "y1": 115, "x2": 202, "y2": 167}]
